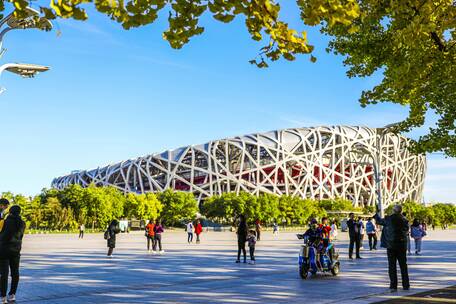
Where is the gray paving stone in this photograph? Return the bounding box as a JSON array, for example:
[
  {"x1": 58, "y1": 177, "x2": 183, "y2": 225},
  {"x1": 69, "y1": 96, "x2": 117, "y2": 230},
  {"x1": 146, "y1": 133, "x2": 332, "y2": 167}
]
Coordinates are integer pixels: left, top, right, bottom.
[{"x1": 12, "y1": 229, "x2": 456, "y2": 303}]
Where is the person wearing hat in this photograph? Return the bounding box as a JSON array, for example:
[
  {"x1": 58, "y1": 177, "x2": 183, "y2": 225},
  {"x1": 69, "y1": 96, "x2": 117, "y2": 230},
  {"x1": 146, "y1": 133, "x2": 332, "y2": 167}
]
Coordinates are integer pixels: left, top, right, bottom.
[
  {"x1": 0, "y1": 199, "x2": 10, "y2": 232},
  {"x1": 0, "y1": 205, "x2": 25, "y2": 303}
]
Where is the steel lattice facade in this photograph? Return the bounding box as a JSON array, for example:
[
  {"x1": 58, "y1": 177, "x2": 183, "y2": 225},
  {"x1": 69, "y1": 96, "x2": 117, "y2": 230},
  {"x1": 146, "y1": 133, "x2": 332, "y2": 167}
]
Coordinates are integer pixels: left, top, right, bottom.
[{"x1": 52, "y1": 126, "x2": 426, "y2": 207}]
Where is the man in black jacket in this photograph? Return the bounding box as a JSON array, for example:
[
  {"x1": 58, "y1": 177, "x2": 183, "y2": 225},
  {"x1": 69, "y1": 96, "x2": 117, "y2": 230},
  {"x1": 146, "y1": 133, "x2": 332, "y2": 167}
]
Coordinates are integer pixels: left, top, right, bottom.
[
  {"x1": 347, "y1": 213, "x2": 362, "y2": 259},
  {"x1": 0, "y1": 205, "x2": 25, "y2": 303},
  {"x1": 374, "y1": 205, "x2": 410, "y2": 291}
]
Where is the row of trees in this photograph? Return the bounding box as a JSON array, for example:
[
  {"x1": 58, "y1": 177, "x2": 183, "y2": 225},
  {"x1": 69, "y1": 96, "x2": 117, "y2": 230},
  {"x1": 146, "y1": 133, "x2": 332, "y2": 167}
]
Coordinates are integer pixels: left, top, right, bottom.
[
  {"x1": 386, "y1": 201, "x2": 456, "y2": 228},
  {"x1": 2, "y1": 187, "x2": 455, "y2": 231},
  {"x1": 1, "y1": 185, "x2": 198, "y2": 231},
  {"x1": 201, "y1": 192, "x2": 358, "y2": 225}
]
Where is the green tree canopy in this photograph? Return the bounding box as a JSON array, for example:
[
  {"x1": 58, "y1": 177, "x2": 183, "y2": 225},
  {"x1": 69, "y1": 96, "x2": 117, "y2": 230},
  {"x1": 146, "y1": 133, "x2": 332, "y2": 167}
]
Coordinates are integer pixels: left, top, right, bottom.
[
  {"x1": 6, "y1": 1, "x2": 456, "y2": 154},
  {"x1": 124, "y1": 192, "x2": 162, "y2": 220},
  {"x1": 157, "y1": 189, "x2": 198, "y2": 226},
  {"x1": 324, "y1": 1, "x2": 456, "y2": 156}
]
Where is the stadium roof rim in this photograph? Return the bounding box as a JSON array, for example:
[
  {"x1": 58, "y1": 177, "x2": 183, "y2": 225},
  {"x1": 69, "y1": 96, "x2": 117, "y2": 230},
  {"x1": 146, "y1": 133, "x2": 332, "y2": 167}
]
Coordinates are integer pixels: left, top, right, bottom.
[{"x1": 55, "y1": 125, "x2": 390, "y2": 178}]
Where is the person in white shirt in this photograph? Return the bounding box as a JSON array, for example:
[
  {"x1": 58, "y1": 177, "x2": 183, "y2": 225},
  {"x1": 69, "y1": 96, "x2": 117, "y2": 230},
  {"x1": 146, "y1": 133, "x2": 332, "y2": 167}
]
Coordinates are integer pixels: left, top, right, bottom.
[
  {"x1": 79, "y1": 224, "x2": 85, "y2": 239},
  {"x1": 330, "y1": 220, "x2": 338, "y2": 240},
  {"x1": 186, "y1": 221, "x2": 194, "y2": 243},
  {"x1": 358, "y1": 218, "x2": 365, "y2": 250}
]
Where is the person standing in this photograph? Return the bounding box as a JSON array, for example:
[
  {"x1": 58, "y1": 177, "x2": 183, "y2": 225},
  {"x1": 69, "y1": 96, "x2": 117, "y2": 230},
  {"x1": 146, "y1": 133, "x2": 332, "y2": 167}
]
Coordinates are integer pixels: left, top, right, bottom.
[
  {"x1": 347, "y1": 213, "x2": 362, "y2": 259},
  {"x1": 272, "y1": 222, "x2": 279, "y2": 235},
  {"x1": 186, "y1": 221, "x2": 194, "y2": 244},
  {"x1": 0, "y1": 198, "x2": 10, "y2": 232},
  {"x1": 422, "y1": 222, "x2": 427, "y2": 232},
  {"x1": 79, "y1": 223, "x2": 85, "y2": 239},
  {"x1": 106, "y1": 220, "x2": 121, "y2": 257},
  {"x1": 195, "y1": 220, "x2": 203, "y2": 244},
  {"x1": 330, "y1": 220, "x2": 338, "y2": 240},
  {"x1": 247, "y1": 230, "x2": 257, "y2": 265},
  {"x1": 255, "y1": 219, "x2": 262, "y2": 241},
  {"x1": 359, "y1": 218, "x2": 365, "y2": 250},
  {"x1": 366, "y1": 217, "x2": 378, "y2": 250},
  {"x1": 0, "y1": 206, "x2": 25, "y2": 303},
  {"x1": 236, "y1": 215, "x2": 248, "y2": 263},
  {"x1": 145, "y1": 219, "x2": 155, "y2": 252},
  {"x1": 410, "y1": 219, "x2": 425, "y2": 255},
  {"x1": 153, "y1": 220, "x2": 164, "y2": 254},
  {"x1": 375, "y1": 205, "x2": 410, "y2": 291}
]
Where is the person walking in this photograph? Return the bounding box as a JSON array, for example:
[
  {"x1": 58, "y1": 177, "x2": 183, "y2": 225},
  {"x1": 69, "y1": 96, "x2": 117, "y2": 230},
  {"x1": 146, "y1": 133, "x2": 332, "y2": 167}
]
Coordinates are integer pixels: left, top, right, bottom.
[
  {"x1": 247, "y1": 230, "x2": 257, "y2": 265},
  {"x1": 375, "y1": 205, "x2": 410, "y2": 291},
  {"x1": 330, "y1": 220, "x2": 338, "y2": 240},
  {"x1": 236, "y1": 215, "x2": 248, "y2": 263},
  {"x1": 255, "y1": 219, "x2": 262, "y2": 241},
  {"x1": 106, "y1": 220, "x2": 121, "y2": 257},
  {"x1": 359, "y1": 218, "x2": 365, "y2": 250},
  {"x1": 79, "y1": 223, "x2": 85, "y2": 239},
  {"x1": 153, "y1": 220, "x2": 164, "y2": 254},
  {"x1": 347, "y1": 213, "x2": 362, "y2": 259},
  {"x1": 366, "y1": 217, "x2": 378, "y2": 250},
  {"x1": 145, "y1": 219, "x2": 155, "y2": 252},
  {"x1": 186, "y1": 220, "x2": 194, "y2": 244},
  {"x1": 272, "y1": 222, "x2": 279, "y2": 235},
  {"x1": 0, "y1": 205, "x2": 25, "y2": 304},
  {"x1": 195, "y1": 220, "x2": 203, "y2": 244},
  {"x1": 410, "y1": 219, "x2": 426, "y2": 255}
]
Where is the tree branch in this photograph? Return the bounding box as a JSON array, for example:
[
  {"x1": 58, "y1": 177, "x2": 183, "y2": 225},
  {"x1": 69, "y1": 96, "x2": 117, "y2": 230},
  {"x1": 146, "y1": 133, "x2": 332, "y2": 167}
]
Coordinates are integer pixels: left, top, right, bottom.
[{"x1": 430, "y1": 32, "x2": 446, "y2": 51}]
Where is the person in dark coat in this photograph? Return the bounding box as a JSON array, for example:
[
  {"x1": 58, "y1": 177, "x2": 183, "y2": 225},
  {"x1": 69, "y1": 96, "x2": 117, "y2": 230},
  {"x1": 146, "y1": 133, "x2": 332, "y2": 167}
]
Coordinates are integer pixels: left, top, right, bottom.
[
  {"x1": 347, "y1": 213, "x2": 362, "y2": 259},
  {"x1": 374, "y1": 205, "x2": 410, "y2": 291},
  {"x1": 0, "y1": 198, "x2": 10, "y2": 232},
  {"x1": 0, "y1": 205, "x2": 25, "y2": 303},
  {"x1": 236, "y1": 215, "x2": 248, "y2": 263},
  {"x1": 107, "y1": 220, "x2": 121, "y2": 257}
]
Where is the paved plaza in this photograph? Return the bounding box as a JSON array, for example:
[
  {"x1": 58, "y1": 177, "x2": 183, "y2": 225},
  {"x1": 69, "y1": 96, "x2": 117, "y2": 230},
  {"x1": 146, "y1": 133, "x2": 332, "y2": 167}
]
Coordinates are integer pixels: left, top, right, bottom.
[{"x1": 16, "y1": 229, "x2": 456, "y2": 303}]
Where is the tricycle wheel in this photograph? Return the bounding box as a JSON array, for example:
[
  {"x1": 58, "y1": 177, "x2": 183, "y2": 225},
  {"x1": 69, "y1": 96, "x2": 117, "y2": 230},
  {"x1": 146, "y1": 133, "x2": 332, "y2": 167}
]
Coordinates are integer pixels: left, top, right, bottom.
[
  {"x1": 331, "y1": 262, "x2": 340, "y2": 276},
  {"x1": 299, "y1": 264, "x2": 309, "y2": 279}
]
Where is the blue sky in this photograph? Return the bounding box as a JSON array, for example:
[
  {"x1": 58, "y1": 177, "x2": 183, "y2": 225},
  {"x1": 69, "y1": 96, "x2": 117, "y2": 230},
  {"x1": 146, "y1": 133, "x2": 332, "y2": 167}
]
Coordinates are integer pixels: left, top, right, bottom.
[{"x1": 0, "y1": 3, "x2": 454, "y2": 203}]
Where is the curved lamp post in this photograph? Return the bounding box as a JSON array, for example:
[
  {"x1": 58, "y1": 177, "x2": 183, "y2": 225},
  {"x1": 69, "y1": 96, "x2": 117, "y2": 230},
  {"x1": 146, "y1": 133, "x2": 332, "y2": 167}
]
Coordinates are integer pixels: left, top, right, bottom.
[
  {"x1": 0, "y1": 7, "x2": 52, "y2": 94},
  {"x1": 0, "y1": 63, "x2": 50, "y2": 93},
  {"x1": 0, "y1": 7, "x2": 52, "y2": 57}
]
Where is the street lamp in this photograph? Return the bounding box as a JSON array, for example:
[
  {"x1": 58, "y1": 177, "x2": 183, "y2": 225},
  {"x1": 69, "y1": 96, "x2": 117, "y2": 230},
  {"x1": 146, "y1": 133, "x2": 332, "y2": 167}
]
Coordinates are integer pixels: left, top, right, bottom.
[
  {"x1": 0, "y1": 62, "x2": 50, "y2": 93},
  {"x1": 0, "y1": 7, "x2": 52, "y2": 93},
  {"x1": 0, "y1": 7, "x2": 52, "y2": 58}
]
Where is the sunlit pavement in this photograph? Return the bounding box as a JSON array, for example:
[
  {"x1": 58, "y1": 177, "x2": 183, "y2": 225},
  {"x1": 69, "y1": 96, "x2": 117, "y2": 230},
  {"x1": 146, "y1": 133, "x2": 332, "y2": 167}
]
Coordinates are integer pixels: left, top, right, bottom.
[{"x1": 17, "y1": 229, "x2": 456, "y2": 303}]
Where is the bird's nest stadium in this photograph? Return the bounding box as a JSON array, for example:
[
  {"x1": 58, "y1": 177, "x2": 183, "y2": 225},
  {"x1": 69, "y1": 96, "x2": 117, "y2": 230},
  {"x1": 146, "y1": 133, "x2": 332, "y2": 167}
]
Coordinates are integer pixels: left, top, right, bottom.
[{"x1": 52, "y1": 126, "x2": 426, "y2": 207}]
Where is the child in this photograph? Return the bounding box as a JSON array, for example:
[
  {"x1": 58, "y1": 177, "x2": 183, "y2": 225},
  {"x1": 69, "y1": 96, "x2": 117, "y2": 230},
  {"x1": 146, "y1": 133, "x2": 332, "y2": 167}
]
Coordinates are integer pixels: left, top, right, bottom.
[
  {"x1": 247, "y1": 230, "x2": 257, "y2": 265},
  {"x1": 273, "y1": 222, "x2": 279, "y2": 235}
]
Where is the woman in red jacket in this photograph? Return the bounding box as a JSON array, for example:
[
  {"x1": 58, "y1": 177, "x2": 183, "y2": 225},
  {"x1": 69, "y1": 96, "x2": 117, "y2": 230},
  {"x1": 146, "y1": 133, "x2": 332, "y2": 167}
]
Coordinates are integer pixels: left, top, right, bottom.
[{"x1": 195, "y1": 220, "x2": 203, "y2": 244}]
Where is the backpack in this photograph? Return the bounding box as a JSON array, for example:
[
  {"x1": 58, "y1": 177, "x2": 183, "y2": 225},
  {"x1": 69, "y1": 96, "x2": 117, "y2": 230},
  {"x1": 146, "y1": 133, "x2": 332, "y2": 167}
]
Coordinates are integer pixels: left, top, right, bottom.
[
  {"x1": 104, "y1": 229, "x2": 111, "y2": 240},
  {"x1": 411, "y1": 226, "x2": 423, "y2": 239}
]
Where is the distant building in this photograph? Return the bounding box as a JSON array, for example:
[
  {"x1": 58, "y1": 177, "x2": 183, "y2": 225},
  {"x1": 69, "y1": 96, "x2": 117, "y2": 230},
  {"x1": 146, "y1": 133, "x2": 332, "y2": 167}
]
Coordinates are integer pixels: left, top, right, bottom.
[{"x1": 52, "y1": 126, "x2": 426, "y2": 207}]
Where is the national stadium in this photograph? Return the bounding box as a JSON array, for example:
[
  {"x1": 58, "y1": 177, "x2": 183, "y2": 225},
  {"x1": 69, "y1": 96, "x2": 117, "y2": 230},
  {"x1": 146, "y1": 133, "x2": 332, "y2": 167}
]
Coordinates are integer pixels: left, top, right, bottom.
[{"x1": 52, "y1": 126, "x2": 426, "y2": 207}]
